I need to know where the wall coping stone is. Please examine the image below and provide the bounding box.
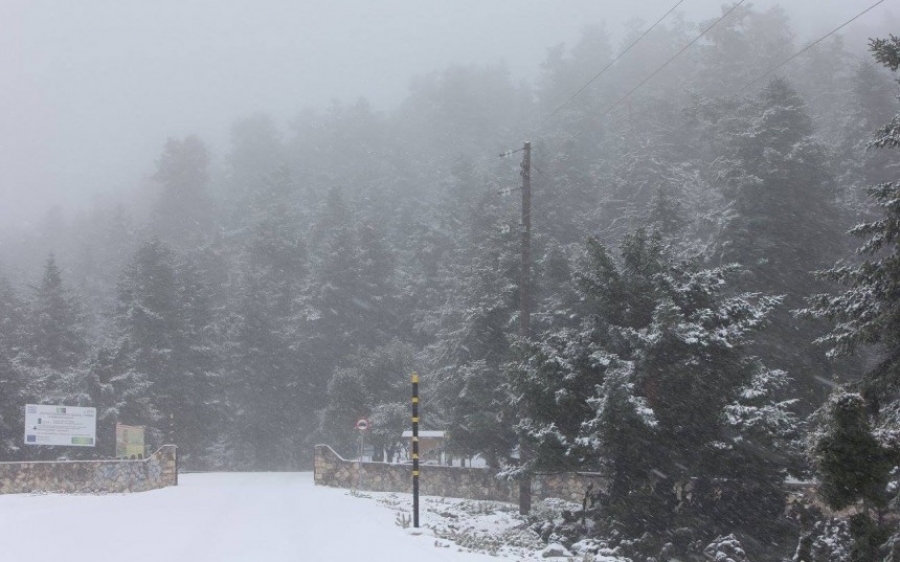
[0,444,178,495]
[313,444,608,504]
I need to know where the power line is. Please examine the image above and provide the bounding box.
[497,0,888,178]
[500,0,744,158]
[591,0,746,127]
[734,0,891,96]
[541,0,745,148]
[549,0,686,118]
[499,147,526,159]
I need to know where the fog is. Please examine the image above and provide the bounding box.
[0,0,892,227]
[6,2,900,558]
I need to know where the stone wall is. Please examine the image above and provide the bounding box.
[0,445,178,495]
[314,444,607,504]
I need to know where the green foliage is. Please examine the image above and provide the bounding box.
[870,35,900,73]
[793,36,900,562]
[425,197,521,466]
[848,512,891,562]
[510,228,795,540]
[813,392,892,511]
[28,254,88,373]
[219,168,310,470]
[151,135,213,246]
[320,341,415,460]
[718,78,844,410]
[801,37,900,410]
[113,239,220,464]
[0,274,26,459]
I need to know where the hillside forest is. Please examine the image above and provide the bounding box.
[3,6,900,560]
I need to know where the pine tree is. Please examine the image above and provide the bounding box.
[696,5,794,97]
[20,255,92,459]
[509,229,796,539]
[717,78,846,410]
[226,113,285,203]
[320,341,415,461]
[0,274,26,459]
[218,166,311,470]
[797,36,900,561]
[151,135,214,247]
[425,193,521,467]
[308,188,402,395]
[813,392,892,512]
[28,254,88,373]
[114,239,218,464]
[802,36,900,407]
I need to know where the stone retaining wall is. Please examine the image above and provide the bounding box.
[314,444,607,504]
[0,445,178,494]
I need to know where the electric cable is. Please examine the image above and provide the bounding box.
[549,0,686,118]
[734,0,892,96]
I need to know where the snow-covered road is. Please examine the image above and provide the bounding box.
[0,472,502,562]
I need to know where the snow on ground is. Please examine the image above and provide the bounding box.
[0,472,621,562]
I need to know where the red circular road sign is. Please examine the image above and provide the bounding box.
[355,418,369,431]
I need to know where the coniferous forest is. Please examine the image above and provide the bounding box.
[4,5,900,559]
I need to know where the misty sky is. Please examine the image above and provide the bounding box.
[0,1,892,227]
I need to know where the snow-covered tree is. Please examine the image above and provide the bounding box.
[802,37,900,409]
[226,113,285,203]
[509,229,796,540]
[0,274,26,459]
[320,341,415,461]
[113,239,219,464]
[424,191,521,468]
[219,168,310,470]
[27,254,88,374]
[813,392,893,512]
[797,36,900,562]
[716,78,846,410]
[307,188,404,396]
[151,135,214,247]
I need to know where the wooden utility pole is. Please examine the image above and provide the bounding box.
[518,141,532,515]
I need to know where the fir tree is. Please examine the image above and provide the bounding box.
[20,255,92,459]
[218,166,311,470]
[509,229,796,540]
[114,239,218,464]
[798,36,900,561]
[801,36,900,408]
[28,254,88,373]
[308,188,403,399]
[717,78,845,410]
[425,191,521,467]
[813,392,892,512]
[151,135,214,247]
[320,341,415,461]
[0,274,26,459]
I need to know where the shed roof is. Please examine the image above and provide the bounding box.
[401,430,446,438]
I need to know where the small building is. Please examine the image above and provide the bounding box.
[401,430,446,464]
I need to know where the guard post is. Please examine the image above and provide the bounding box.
[411,371,420,528]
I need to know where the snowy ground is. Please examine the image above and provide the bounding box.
[0,472,622,562]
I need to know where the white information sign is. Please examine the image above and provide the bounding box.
[24,404,97,447]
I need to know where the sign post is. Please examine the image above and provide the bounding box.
[356,418,369,489]
[411,372,420,528]
[115,423,145,459]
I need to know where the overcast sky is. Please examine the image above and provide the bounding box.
[0,1,894,227]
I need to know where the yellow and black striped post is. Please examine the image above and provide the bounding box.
[411,371,420,528]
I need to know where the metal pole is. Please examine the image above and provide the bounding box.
[411,372,420,528]
[358,429,365,489]
[169,413,177,485]
[519,141,533,515]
